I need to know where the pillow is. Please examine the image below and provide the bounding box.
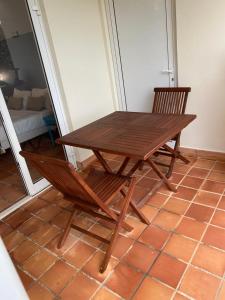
[13,88,31,109]
[26,96,46,111]
[7,96,23,110]
[32,88,48,97]
[45,93,53,111]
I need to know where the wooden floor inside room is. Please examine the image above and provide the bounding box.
[1,154,225,300]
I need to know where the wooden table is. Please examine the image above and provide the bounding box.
[57,111,196,206]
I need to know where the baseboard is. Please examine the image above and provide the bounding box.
[77,147,225,168]
[180,147,225,161]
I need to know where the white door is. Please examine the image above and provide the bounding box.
[107,0,176,112]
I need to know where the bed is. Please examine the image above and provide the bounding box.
[0,109,50,150]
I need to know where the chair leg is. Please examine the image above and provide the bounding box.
[138,161,145,171]
[177,152,190,164]
[130,201,150,225]
[100,178,136,273]
[57,208,77,249]
[120,188,149,224]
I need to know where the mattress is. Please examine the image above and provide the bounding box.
[0,109,50,150]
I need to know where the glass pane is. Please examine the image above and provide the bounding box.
[0,0,65,183]
[0,120,27,212]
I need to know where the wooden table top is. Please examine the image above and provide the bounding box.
[57,111,196,160]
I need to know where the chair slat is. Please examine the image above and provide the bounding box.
[153,87,191,115]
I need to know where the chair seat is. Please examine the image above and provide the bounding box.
[83,169,128,202]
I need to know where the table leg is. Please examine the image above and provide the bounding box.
[117,157,130,175]
[93,151,113,173]
[147,158,177,192]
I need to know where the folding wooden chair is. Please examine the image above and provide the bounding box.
[152,87,191,177]
[20,151,149,273]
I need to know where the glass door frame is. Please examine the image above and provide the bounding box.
[0,0,76,218]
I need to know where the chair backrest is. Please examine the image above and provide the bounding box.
[20,151,98,205]
[152,87,191,115]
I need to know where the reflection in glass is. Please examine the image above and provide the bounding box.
[0,0,65,184]
[0,123,27,212]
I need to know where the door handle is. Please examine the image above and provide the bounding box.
[162,69,173,74]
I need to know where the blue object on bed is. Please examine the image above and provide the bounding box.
[43,114,56,145]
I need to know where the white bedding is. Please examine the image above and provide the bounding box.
[0,109,50,150]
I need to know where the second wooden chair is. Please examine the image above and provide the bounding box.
[20,151,149,273]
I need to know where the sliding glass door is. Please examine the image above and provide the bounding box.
[0,0,74,216]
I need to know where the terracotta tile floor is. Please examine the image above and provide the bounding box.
[1,155,225,300]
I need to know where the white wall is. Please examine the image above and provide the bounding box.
[176,0,225,152]
[40,0,117,161]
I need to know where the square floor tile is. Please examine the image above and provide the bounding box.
[203,225,225,250]
[103,235,133,259]
[24,197,49,213]
[213,162,225,172]
[27,282,54,300]
[179,266,220,300]
[192,244,225,276]
[17,217,44,236]
[201,180,225,194]
[173,293,189,300]
[124,217,147,240]
[163,197,190,215]
[40,260,76,294]
[218,196,225,210]
[181,176,204,189]
[4,209,31,229]
[218,282,225,300]
[106,263,143,299]
[35,204,61,222]
[60,272,99,300]
[22,249,57,278]
[173,164,191,175]
[208,171,225,183]
[194,191,220,207]
[29,223,60,246]
[133,277,174,300]
[185,203,214,222]
[93,287,120,300]
[164,234,197,262]
[175,217,206,240]
[122,241,158,272]
[11,239,39,264]
[82,250,118,282]
[3,230,25,252]
[188,167,209,178]
[194,159,215,169]
[140,205,158,222]
[51,210,72,229]
[149,253,186,288]
[147,193,169,208]
[131,185,153,205]
[152,210,181,231]
[170,173,184,184]
[138,225,170,250]
[173,186,197,201]
[137,177,159,190]
[16,268,34,290]
[81,223,111,247]
[63,240,96,268]
[0,222,12,238]
[211,210,225,228]
[46,232,78,256]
